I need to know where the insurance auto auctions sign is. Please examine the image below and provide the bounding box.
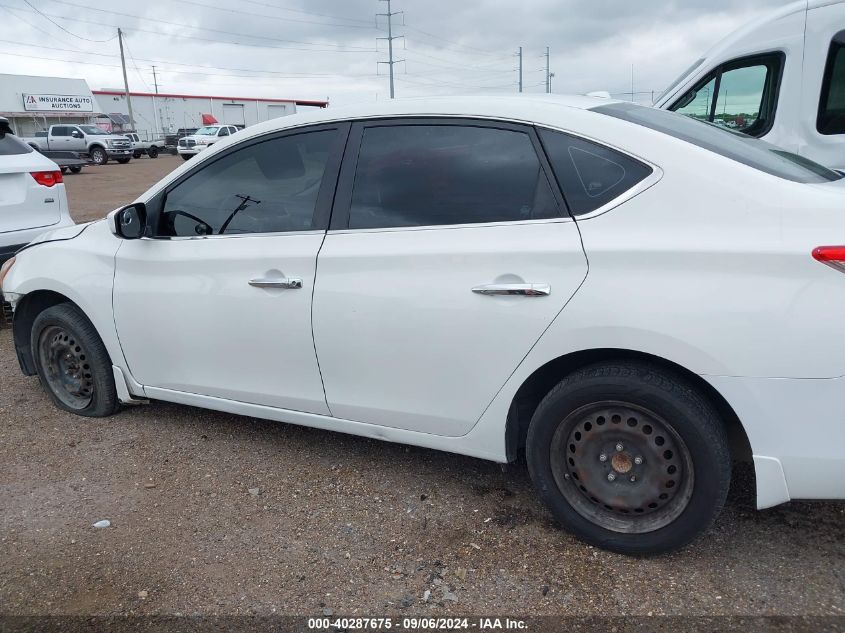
[22,93,94,112]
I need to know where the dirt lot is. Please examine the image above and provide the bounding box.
[1,157,844,621]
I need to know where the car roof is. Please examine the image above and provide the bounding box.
[236,94,626,141]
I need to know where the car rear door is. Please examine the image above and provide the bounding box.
[0,132,63,234]
[312,118,588,437]
[113,123,348,413]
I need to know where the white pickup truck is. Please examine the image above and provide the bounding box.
[123,133,164,159]
[22,124,133,166]
[655,0,845,171]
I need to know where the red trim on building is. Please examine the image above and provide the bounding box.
[92,90,328,108]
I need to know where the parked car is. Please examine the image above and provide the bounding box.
[0,117,73,265]
[177,125,239,160]
[3,96,844,555]
[21,125,133,165]
[655,0,845,171]
[123,133,164,159]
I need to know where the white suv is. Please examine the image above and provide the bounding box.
[3,97,845,554]
[177,125,238,160]
[0,117,73,265]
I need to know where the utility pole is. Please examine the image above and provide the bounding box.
[376,0,403,99]
[151,65,161,138]
[544,46,551,94]
[117,28,135,131]
[517,47,523,93]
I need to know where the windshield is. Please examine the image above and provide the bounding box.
[78,125,108,135]
[591,102,842,183]
[195,126,220,136]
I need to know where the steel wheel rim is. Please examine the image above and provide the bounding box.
[37,326,94,409]
[550,401,694,534]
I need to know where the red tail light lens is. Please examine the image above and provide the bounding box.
[30,170,63,187]
[812,246,845,273]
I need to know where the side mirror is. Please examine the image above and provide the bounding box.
[71,131,82,138]
[108,203,147,239]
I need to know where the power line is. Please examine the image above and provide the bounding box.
[169,0,378,30]
[403,25,503,57]
[237,0,374,25]
[20,0,116,42]
[3,2,377,52]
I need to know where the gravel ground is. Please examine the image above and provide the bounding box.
[1,156,843,619]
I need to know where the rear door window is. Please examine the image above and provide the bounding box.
[818,30,845,135]
[538,129,653,216]
[347,123,561,229]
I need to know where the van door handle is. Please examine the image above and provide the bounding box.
[472,283,550,296]
[248,277,303,289]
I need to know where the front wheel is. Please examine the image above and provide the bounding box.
[116,157,131,164]
[69,166,82,174]
[133,151,142,159]
[31,303,119,417]
[90,147,108,165]
[180,154,192,161]
[526,361,730,555]
[148,146,159,158]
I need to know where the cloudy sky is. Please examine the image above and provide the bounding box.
[0,0,787,106]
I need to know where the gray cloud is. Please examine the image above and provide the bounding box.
[2,0,789,104]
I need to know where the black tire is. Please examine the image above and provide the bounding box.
[31,303,119,418]
[180,154,192,161]
[60,167,68,174]
[526,361,730,555]
[69,166,82,174]
[116,157,131,164]
[133,151,142,159]
[148,146,159,158]
[90,146,108,165]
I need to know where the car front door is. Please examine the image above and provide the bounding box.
[312,119,589,437]
[113,123,348,413]
[67,126,87,151]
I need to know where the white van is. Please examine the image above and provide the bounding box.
[654,0,845,171]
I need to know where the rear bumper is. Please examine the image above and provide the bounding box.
[704,374,845,507]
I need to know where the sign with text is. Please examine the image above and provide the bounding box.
[22,94,94,112]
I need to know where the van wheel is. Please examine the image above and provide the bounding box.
[90,147,108,165]
[31,303,119,417]
[526,361,730,555]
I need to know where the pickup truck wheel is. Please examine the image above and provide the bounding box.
[116,157,131,164]
[148,146,159,158]
[90,147,108,165]
[133,151,142,159]
[526,361,731,555]
[180,154,192,161]
[31,303,119,418]
[69,166,82,174]
[60,167,68,174]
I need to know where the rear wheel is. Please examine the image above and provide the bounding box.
[526,361,730,555]
[31,303,119,417]
[90,147,107,165]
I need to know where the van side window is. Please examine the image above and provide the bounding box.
[669,53,783,137]
[818,31,845,135]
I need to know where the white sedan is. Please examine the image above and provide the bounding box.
[2,96,844,555]
[0,117,73,264]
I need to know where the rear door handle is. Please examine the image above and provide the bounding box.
[472,283,550,297]
[248,277,303,289]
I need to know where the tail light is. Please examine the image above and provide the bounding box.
[812,246,845,273]
[30,170,63,187]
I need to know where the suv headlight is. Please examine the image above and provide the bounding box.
[105,139,115,148]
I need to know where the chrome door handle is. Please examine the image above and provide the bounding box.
[472,283,550,297]
[248,277,303,289]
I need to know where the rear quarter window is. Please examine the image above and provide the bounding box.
[592,102,841,183]
[538,128,653,216]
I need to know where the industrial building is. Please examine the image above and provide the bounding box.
[0,72,328,139]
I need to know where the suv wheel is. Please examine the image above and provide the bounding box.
[31,303,119,417]
[90,147,108,165]
[526,361,730,555]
